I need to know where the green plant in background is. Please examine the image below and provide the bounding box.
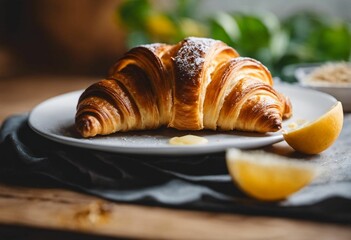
[116,0,351,81]
[279,12,351,81]
[209,11,288,76]
[283,12,351,61]
[116,0,207,47]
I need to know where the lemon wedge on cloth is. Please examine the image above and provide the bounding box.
[226,149,319,201]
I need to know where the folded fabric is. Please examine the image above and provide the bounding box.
[1,115,351,223]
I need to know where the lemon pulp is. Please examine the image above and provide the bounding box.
[226,149,318,201]
[283,101,343,154]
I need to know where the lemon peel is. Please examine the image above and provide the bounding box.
[283,101,343,154]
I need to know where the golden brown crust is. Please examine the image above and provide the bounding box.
[169,37,239,130]
[76,37,292,137]
[75,79,139,137]
[110,44,173,125]
[205,57,288,133]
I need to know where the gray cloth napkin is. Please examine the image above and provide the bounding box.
[1,114,351,223]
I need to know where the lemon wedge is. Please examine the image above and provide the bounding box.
[283,101,343,154]
[226,149,318,201]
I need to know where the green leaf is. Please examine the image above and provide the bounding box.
[307,22,351,60]
[175,0,199,18]
[127,31,150,48]
[117,0,151,30]
[209,12,240,47]
[283,12,324,44]
[270,29,289,61]
[231,13,271,57]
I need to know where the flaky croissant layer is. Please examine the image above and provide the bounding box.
[76,37,292,138]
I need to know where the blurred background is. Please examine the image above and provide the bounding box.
[0,0,350,81]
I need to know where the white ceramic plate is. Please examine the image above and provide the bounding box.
[295,64,351,112]
[28,85,337,155]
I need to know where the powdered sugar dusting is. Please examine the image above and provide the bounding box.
[140,43,165,53]
[174,37,218,79]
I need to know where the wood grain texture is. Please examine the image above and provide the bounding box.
[1,184,351,240]
[0,76,350,239]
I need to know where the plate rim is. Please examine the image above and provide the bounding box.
[28,84,337,155]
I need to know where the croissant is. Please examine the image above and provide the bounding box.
[76,37,292,138]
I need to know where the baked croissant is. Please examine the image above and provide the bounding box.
[76,37,292,138]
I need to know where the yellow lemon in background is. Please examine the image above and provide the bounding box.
[179,18,208,37]
[283,101,343,154]
[146,13,177,40]
[226,149,318,201]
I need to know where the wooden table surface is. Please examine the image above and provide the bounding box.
[0,75,350,240]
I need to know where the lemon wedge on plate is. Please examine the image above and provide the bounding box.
[226,149,319,201]
[283,101,343,154]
